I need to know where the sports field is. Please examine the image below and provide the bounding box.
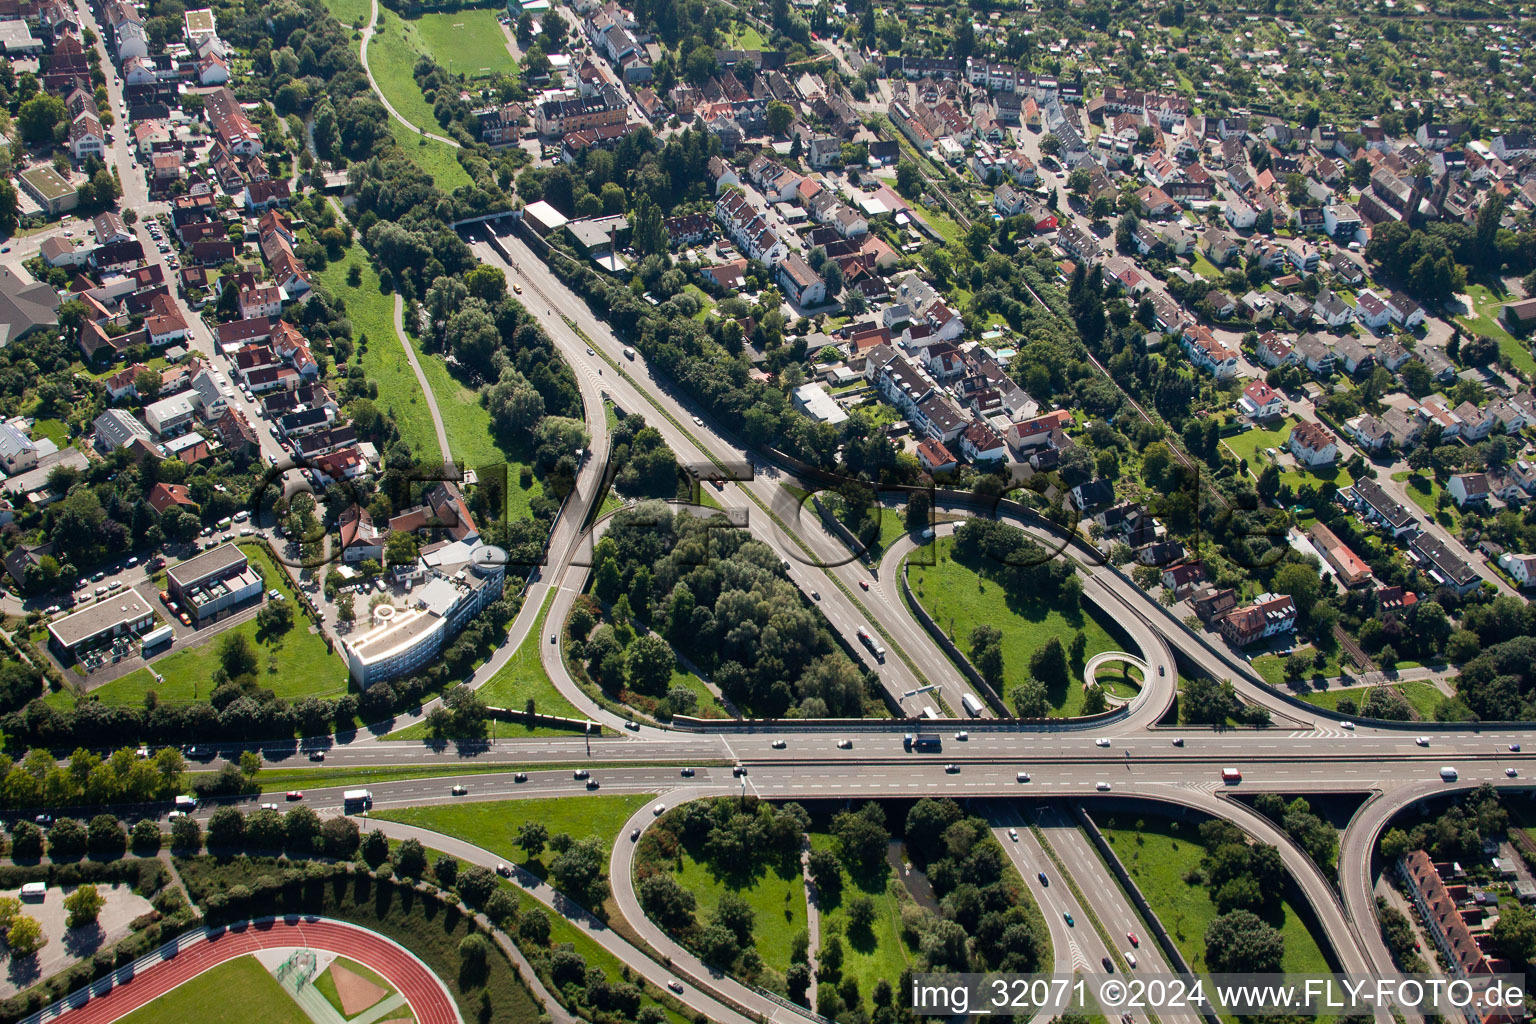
[115,956,307,1024]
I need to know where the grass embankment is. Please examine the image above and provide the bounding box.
[372,793,653,880]
[1457,282,1535,377]
[69,544,345,708]
[906,536,1119,716]
[806,832,914,996]
[316,241,440,456]
[670,840,808,972]
[1291,679,1444,718]
[1098,814,1332,975]
[115,956,307,1024]
[401,9,516,80]
[475,589,586,720]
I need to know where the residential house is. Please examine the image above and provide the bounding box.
[1219,593,1297,647]
[1288,420,1338,467]
[1238,380,1285,420]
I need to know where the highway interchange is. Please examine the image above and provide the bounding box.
[27,164,1527,1019]
[178,214,1531,1024]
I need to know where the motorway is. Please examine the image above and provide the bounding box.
[23,54,1535,1020]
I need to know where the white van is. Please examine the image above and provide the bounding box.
[1440,766,1459,781]
[1125,951,1138,969]
[19,882,46,901]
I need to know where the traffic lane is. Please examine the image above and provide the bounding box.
[726,759,1526,796]
[233,731,1536,772]
[1031,805,1193,1014]
[185,766,722,818]
[1000,820,1117,975]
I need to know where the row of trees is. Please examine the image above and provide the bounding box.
[0,746,185,810]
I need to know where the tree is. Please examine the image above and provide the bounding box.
[1492,902,1536,964]
[64,884,104,929]
[1012,679,1049,718]
[807,848,843,898]
[549,837,609,906]
[47,818,87,860]
[17,94,67,144]
[87,814,126,859]
[517,821,548,860]
[1029,637,1069,693]
[8,915,45,956]
[625,634,674,694]
[1273,562,1321,610]
[905,490,932,534]
[638,873,697,929]
[848,894,876,934]
[456,866,497,907]
[394,838,428,878]
[217,632,259,681]
[130,819,162,854]
[1204,910,1284,973]
[170,815,202,854]
[766,101,794,136]
[714,891,756,946]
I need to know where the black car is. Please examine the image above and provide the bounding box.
[514,772,528,782]
[1037,872,1048,886]
[732,765,747,777]
[586,778,600,789]
[308,751,325,762]
[1102,957,1114,973]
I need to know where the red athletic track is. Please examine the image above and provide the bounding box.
[53,919,460,1024]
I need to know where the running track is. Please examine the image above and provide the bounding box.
[54,918,461,1024]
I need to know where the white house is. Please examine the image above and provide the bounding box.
[1237,380,1285,420]
[1447,472,1491,508]
[1498,551,1536,586]
[1224,195,1256,230]
[1355,290,1392,330]
[1288,421,1338,467]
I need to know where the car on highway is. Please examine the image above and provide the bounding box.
[285,791,303,800]
[667,980,684,994]
[586,347,594,355]
[1096,781,1111,791]
[836,739,852,749]
[624,720,640,731]
[1512,744,1522,752]
[680,767,695,777]
[1416,737,1430,746]
[811,590,820,600]
[1008,828,1018,841]
[1507,768,1519,777]
[955,731,968,741]
[858,579,869,590]
[944,763,959,773]
[1171,738,1184,747]
[1341,721,1355,729]
[573,769,590,779]
[1102,957,1115,973]
[451,785,468,796]
[496,863,511,877]
[1064,913,1074,926]
[1017,771,1030,782]
[732,765,747,777]
[771,739,786,749]
[308,751,325,761]
[1127,932,1139,947]
[260,802,280,811]
[692,416,703,427]
[1037,872,1048,885]
[1096,738,1111,747]
[512,283,522,293]
[586,778,600,789]
[653,802,666,815]
[514,772,528,782]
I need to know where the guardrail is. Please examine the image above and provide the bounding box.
[668,709,1127,733]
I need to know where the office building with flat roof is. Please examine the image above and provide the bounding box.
[166,543,263,623]
[48,590,155,659]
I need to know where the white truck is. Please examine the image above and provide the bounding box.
[343,789,374,811]
[855,626,886,662]
[961,692,985,717]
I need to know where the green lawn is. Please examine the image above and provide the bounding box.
[32,418,69,446]
[721,22,767,48]
[1392,471,1459,530]
[321,0,369,26]
[373,793,653,879]
[367,8,442,132]
[806,832,914,998]
[1223,417,1296,476]
[314,956,394,1020]
[409,339,544,522]
[1292,679,1445,719]
[116,956,307,1024]
[80,544,346,707]
[1250,644,1346,687]
[665,664,729,718]
[400,9,516,80]
[476,589,586,720]
[1458,283,1536,376]
[914,201,964,247]
[1190,251,1221,280]
[315,240,439,458]
[1099,814,1332,976]
[387,119,472,191]
[671,843,807,973]
[907,537,1120,716]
